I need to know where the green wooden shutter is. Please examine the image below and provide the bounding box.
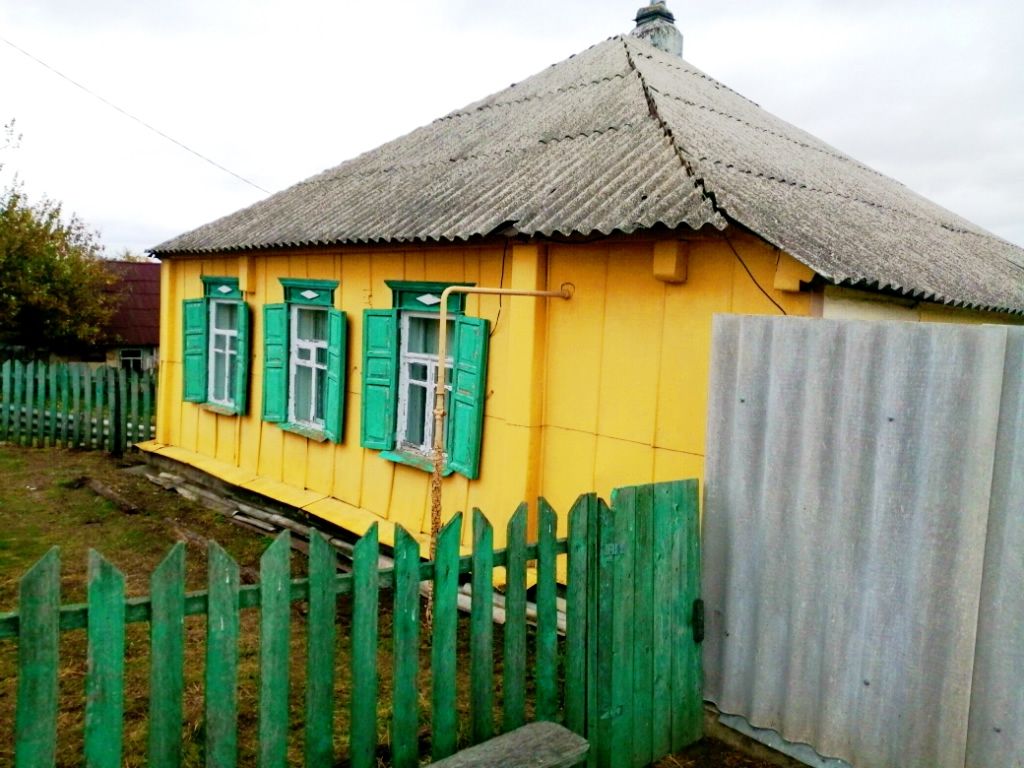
[447,316,489,480]
[182,298,208,403]
[262,304,288,423]
[323,309,347,443]
[232,303,250,415]
[360,309,398,450]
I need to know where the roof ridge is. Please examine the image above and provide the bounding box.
[437,72,631,122]
[704,159,992,239]
[647,85,889,180]
[620,38,725,225]
[625,38,761,108]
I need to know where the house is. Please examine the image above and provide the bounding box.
[140,3,1024,549]
[102,260,161,372]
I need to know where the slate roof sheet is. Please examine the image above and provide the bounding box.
[153,35,1024,313]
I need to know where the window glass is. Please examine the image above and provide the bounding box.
[296,308,327,341]
[208,299,240,407]
[214,302,238,331]
[289,305,329,427]
[397,313,454,454]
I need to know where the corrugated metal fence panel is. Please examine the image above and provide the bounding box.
[702,315,1017,768]
[965,326,1024,768]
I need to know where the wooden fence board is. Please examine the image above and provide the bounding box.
[470,509,495,744]
[305,532,337,768]
[503,504,528,733]
[149,544,186,768]
[206,542,240,768]
[564,494,593,740]
[610,487,636,765]
[391,526,420,768]
[678,479,703,748]
[84,551,126,768]
[71,365,82,447]
[14,548,60,768]
[535,500,558,723]
[631,484,655,766]
[651,483,675,758]
[1,359,10,441]
[432,513,463,761]
[259,533,291,768]
[351,524,380,768]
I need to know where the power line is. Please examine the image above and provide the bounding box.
[1,35,270,194]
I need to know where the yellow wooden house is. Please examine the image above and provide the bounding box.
[141,3,1024,549]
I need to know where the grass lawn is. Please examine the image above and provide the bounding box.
[0,445,777,767]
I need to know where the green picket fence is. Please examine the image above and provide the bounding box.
[0,482,702,768]
[0,359,156,452]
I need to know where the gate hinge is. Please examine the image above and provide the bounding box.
[692,598,705,644]
[599,705,623,720]
[601,543,626,561]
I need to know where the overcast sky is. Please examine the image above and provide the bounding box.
[2,0,1022,255]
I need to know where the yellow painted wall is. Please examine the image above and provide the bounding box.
[153,229,1016,545]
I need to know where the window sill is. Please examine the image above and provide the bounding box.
[201,403,239,417]
[381,449,454,477]
[280,422,329,443]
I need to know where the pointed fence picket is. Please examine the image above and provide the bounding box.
[0,481,702,767]
[0,359,156,451]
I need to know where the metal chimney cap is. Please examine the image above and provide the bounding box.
[630,1,683,57]
[635,1,675,25]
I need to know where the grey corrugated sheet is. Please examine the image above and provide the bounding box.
[965,326,1024,768]
[153,35,1024,314]
[702,315,1023,768]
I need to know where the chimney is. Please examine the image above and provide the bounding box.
[630,1,683,58]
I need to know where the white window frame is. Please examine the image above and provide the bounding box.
[396,311,453,456]
[288,304,329,429]
[207,299,239,407]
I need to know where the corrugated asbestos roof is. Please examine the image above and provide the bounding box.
[153,36,1024,313]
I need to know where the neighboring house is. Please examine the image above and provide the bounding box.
[140,3,1024,548]
[102,260,161,372]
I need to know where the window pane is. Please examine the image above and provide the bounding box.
[294,365,313,422]
[410,363,428,382]
[315,368,326,421]
[407,316,454,355]
[212,350,227,402]
[227,351,237,400]
[406,317,434,354]
[296,308,327,341]
[406,383,427,447]
[214,302,237,330]
[316,347,327,367]
[297,346,311,362]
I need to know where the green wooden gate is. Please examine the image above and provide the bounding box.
[572,479,704,767]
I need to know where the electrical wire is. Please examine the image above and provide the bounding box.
[724,232,788,315]
[489,238,509,337]
[1,35,270,194]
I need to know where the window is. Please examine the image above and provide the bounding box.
[396,312,454,454]
[119,348,143,373]
[182,277,250,414]
[360,281,489,480]
[261,279,347,442]
[208,302,239,406]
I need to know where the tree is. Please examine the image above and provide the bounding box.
[0,185,116,354]
[0,118,117,354]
